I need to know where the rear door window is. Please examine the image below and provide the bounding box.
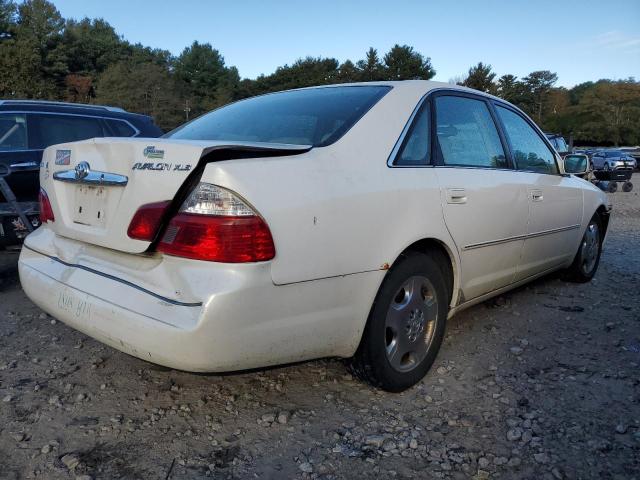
[0,113,27,151]
[434,96,507,168]
[394,102,430,166]
[28,114,106,149]
[496,106,558,174]
[104,119,137,137]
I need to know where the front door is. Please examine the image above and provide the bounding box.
[494,105,583,280]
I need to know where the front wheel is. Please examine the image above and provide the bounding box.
[349,252,448,392]
[564,214,603,283]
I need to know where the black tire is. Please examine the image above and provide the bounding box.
[604,162,610,171]
[349,252,449,392]
[622,181,633,193]
[563,214,603,283]
[607,181,618,193]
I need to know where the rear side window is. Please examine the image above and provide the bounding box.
[435,96,507,168]
[167,86,391,147]
[104,119,136,137]
[496,106,558,174]
[394,102,430,166]
[28,114,105,149]
[0,113,27,151]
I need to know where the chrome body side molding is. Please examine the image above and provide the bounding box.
[463,224,581,251]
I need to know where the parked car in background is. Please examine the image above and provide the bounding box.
[0,100,163,245]
[19,81,609,392]
[620,147,640,170]
[591,149,636,171]
[545,133,570,156]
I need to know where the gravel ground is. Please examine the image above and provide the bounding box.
[1,176,639,480]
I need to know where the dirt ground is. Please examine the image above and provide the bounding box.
[1,176,639,480]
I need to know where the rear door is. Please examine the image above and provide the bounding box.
[432,92,530,301]
[27,113,107,149]
[494,104,582,280]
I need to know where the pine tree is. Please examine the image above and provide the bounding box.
[383,44,435,81]
[461,62,497,94]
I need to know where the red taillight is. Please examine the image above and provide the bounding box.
[38,188,54,223]
[127,201,171,241]
[154,183,275,263]
[157,213,275,263]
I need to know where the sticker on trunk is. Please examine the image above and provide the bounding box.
[143,146,165,159]
[55,149,71,165]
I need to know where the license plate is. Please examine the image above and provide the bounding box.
[73,186,107,226]
[57,288,93,322]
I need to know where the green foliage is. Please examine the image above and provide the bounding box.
[356,48,384,81]
[0,0,637,144]
[95,61,185,131]
[0,0,66,97]
[249,56,340,94]
[174,41,239,115]
[0,0,16,37]
[497,74,528,104]
[522,70,558,122]
[62,18,124,75]
[568,80,640,145]
[461,62,496,94]
[383,44,435,80]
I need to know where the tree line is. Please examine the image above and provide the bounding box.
[1,0,638,145]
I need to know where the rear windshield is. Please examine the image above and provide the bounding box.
[166,86,391,147]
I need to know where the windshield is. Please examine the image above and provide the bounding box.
[605,151,622,157]
[167,86,391,147]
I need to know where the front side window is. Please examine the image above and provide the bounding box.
[28,114,105,149]
[394,102,430,166]
[0,113,27,151]
[167,86,391,147]
[435,96,507,168]
[496,106,558,174]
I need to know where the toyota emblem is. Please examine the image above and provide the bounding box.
[75,161,90,180]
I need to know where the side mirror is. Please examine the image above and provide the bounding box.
[563,154,589,175]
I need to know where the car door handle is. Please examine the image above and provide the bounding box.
[446,188,467,204]
[530,189,544,202]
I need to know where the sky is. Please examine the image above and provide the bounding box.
[52,0,639,87]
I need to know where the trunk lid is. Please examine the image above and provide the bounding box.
[41,137,309,253]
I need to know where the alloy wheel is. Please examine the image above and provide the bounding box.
[580,221,600,275]
[384,275,438,372]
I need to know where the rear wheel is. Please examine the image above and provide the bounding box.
[608,181,618,193]
[622,181,633,192]
[349,252,448,392]
[564,214,603,283]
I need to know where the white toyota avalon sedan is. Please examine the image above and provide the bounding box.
[19,81,610,391]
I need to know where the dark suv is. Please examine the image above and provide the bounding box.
[0,100,163,245]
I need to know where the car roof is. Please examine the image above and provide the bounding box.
[0,99,152,122]
[0,99,126,112]
[269,80,525,123]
